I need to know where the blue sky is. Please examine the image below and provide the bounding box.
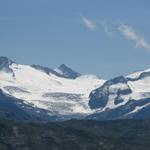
[0,0,150,79]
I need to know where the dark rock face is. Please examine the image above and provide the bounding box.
[87,98,150,120]
[57,64,81,79]
[31,64,62,77]
[0,90,56,122]
[31,64,81,79]
[4,86,30,94]
[88,76,132,109]
[42,92,82,101]
[117,88,132,95]
[0,90,87,122]
[110,76,128,84]
[0,56,14,73]
[114,96,124,105]
[127,71,150,81]
[88,72,150,120]
[89,88,109,109]
[0,90,30,121]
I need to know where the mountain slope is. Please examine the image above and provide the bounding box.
[88,69,150,120]
[0,57,105,120]
[0,89,53,122]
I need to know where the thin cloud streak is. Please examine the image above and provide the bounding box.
[99,21,116,37]
[118,24,150,50]
[80,15,96,31]
[80,15,150,51]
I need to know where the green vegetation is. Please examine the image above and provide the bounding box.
[0,119,150,150]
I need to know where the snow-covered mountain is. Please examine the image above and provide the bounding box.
[0,56,150,121]
[0,56,105,121]
[88,68,150,120]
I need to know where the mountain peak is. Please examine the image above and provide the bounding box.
[0,56,14,72]
[59,64,68,68]
[58,64,72,71]
[0,56,13,64]
[31,64,63,77]
[55,64,81,79]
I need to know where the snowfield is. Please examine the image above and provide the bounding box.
[0,56,150,120]
[0,62,105,115]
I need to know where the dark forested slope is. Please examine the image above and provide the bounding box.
[0,119,150,150]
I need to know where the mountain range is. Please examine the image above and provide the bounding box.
[0,56,150,121]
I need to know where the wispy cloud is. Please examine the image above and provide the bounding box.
[80,15,96,31]
[118,24,150,50]
[99,21,116,37]
[80,15,150,51]
[99,21,150,50]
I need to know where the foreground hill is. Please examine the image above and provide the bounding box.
[0,119,150,150]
